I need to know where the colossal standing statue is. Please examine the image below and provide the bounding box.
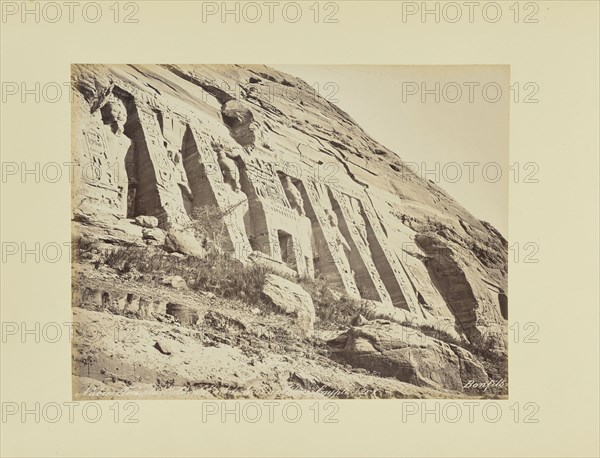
[282,176,306,216]
[99,98,136,216]
[216,149,241,192]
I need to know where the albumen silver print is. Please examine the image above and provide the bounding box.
[71,64,508,400]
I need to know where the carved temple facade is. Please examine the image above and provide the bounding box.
[72,82,424,313]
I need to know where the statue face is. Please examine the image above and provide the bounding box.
[111,105,125,122]
[102,100,127,126]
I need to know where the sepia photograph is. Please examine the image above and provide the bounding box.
[71,64,509,399]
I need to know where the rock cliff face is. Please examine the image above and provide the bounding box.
[71,64,508,393]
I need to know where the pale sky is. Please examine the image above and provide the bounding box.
[273,65,509,236]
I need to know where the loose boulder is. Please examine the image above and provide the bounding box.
[160,275,187,289]
[261,274,315,338]
[135,215,159,228]
[142,227,166,245]
[164,229,206,258]
[154,339,173,355]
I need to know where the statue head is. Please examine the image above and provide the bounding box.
[101,98,127,135]
[211,139,224,153]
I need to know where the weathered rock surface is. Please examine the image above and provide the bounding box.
[331,320,488,392]
[160,275,187,289]
[164,229,205,258]
[261,274,316,338]
[136,215,159,228]
[165,302,199,326]
[142,227,165,245]
[71,64,508,394]
[154,339,173,355]
[72,303,453,399]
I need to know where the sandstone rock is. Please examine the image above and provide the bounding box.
[331,320,488,392]
[160,275,187,289]
[248,251,297,278]
[221,100,256,147]
[164,229,206,258]
[154,339,173,355]
[449,344,489,386]
[416,233,507,351]
[135,215,159,228]
[142,227,166,245]
[262,274,315,338]
[72,217,147,251]
[166,302,199,327]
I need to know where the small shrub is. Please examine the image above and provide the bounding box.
[300,278,368,328]
[185,203,244,253]
[186,251,268,304]
[72,235,97,262]
[102,245,147,273]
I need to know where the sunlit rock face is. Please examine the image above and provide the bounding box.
[71,64,507,352]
